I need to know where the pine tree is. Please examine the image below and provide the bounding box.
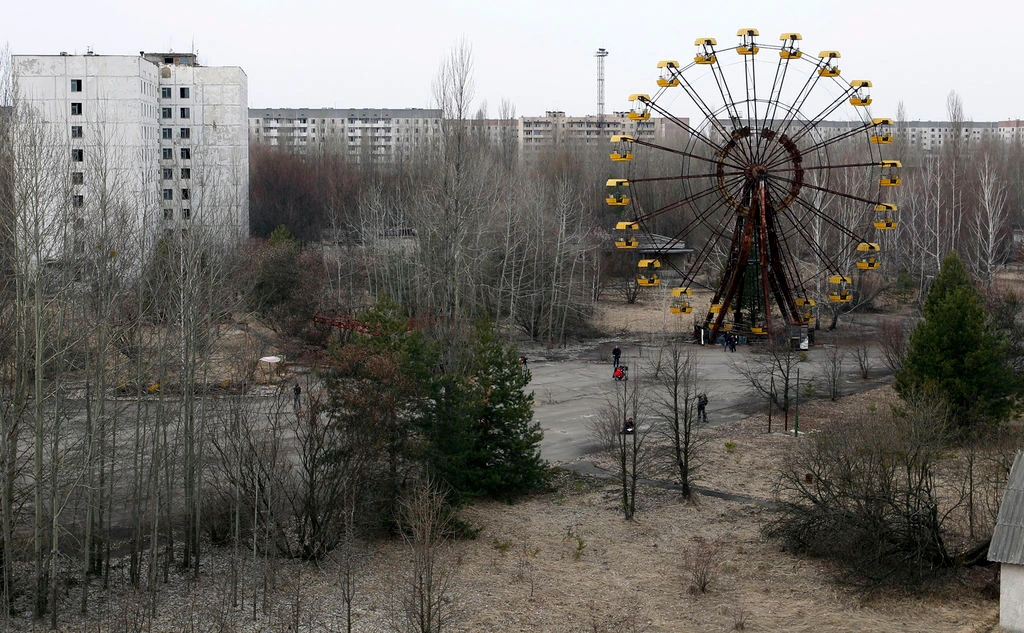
[895,252,1020,432]
[428,321,547,500]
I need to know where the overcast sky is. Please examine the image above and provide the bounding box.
[7,0,1020,123]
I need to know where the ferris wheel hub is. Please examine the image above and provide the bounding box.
[745,164,769,179]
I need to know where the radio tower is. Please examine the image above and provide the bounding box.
[595,47,608,128]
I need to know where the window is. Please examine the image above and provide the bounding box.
[161,107,172,118]
[163,208,173,220]
[71,125,82,138]
[180,147,191,159]
[161,86,172,99]
[180,168,190,179]
[180,107,190,119]
[72,148,84,162]
[72,172,83,185]
[70,79,82,92]
[161,128,172,140]
[162,189,173,200]
[162,168,173,180]
[163,56,174,64]
[72,194,84,208]
[180,87,190,98]
[162,147,173,160]
[71,102,82,115]
[180,128,190,139]
[181,188,190,200]
[182,208,191,220]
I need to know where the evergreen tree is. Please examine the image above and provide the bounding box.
[428,321,547,500]
[324,298,440,526]
[895,252,1020,432]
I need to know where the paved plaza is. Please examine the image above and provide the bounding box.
[525,337,894,465]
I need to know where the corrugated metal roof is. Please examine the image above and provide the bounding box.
[989,451,1024,564]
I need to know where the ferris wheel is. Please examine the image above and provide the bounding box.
[609,29,899,341]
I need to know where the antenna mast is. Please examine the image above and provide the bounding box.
[595,47,608,127]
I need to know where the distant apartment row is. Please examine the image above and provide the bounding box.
[251,108,1024,160]
[814,119,1024,151]
[248,108,687,160]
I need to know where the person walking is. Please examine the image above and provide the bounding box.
[697,392,708,423]
[612,345,621,368]
[293,383,302,408]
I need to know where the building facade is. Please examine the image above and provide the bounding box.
[13,50,248,262]
[518,111,686,157]
[249,107,443,161]
[249,108,687,161]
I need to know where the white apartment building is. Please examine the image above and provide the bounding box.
[13,50,248,261]
[249,108,685,161]
[518,111,686,157]
[249,108,443,161]
[815,119,1023,152]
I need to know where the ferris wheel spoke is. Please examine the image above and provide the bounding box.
[766,186,849,276]
[642,97,730,157]
[631,170,743,185]
[631,138,748,173]
[674,200,742,287]
[791,87,860,142]
[762,89,860,168]
[770,179,873,246]
[753,63,789,164]
[778,215,844,282]
[763,186,833,287]
[708,54,745,129]
[767,172,884,212]
[759,42,803,155]
[758,71,827,161]
[760,70,858,168]
[765,122,875,170]
[663,61,736,143]
[773,160,881,173]
[763,177,870,254]
[706,60,758,164]
[635,178,741,223]
[744,42,763,160]
[777,205,848,276]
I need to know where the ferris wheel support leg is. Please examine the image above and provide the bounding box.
[706,215,757,340]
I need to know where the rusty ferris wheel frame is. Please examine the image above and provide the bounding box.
[609,29,900,342]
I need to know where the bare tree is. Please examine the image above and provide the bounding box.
[878,317,911,374]
[6,78,82,621]
[851,341,872,379]
[972,152,1010,283]
[764,391,993,586]
[605,371,655,520]
[654,341,705,499]
[819,338,844,401]
[682,536,724,594]
[393,478,460,633]
[733,333,805,431]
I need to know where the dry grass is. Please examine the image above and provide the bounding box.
[453,421,997,633]
[49,385,995,633]
[36,299,1002,632]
